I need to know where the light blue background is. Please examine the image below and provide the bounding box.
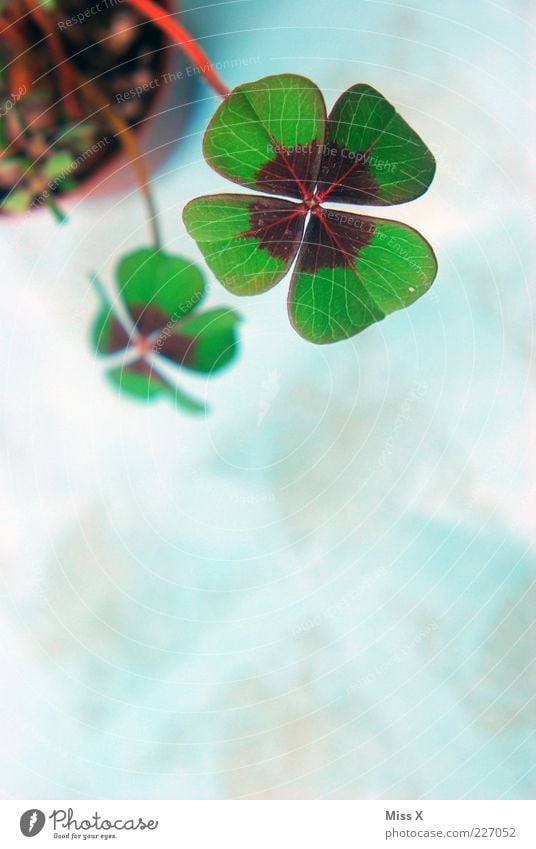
[0,0,534,798]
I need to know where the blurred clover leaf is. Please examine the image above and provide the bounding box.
[92,248,241,414]
[183,74,437,344]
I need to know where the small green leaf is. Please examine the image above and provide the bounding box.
[92,303,130,355]
[117,248,205,328]
[288,213,437,343]
[106,363,206,414]
[1,188,32,214]
[203,74,325,197]
[169,308,241,373]
[317,84,436,205]
[183,194,305,295]
[42,151,75,181]
[0,117,8,149]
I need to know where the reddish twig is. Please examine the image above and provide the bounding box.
[73,69,162,248]
[126,0,230,98]
[0,15,28,52]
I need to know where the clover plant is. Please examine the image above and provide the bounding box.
[1,0,438,412]
[184,75,437,344]
[92,249,241,413]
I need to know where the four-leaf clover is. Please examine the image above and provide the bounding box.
[92,248,241,413]
[184,74,437,344]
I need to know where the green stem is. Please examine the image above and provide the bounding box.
[125,0,230,98]
[144,182,162,250]
[89,270,137,340]
[43,194,68,224]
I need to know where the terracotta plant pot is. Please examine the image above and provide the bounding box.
[0,0,194,215]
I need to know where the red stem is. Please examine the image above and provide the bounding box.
[248,207,305,238]
[315,209,355,268]
[126,0,230,98]
[317,144,373,202]
[271,138,310,200]
[0,17,27,52]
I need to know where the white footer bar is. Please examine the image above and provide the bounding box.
[1,800,535,848]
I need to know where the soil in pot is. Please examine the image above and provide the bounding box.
[0,0,185,217]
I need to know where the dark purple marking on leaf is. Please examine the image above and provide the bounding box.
[316,142,380,204]
[254,141,322,199]
[101,316,130,354]
[157,332,198,367]
[298,208,376,272]
[100,305,170,355]
[126,359,166,385]
[241,196,306,263]
[129,304,169,337]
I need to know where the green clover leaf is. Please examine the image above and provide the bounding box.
[92,248,241,413]
[184,74,437,344]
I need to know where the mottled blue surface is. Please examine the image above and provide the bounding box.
[0,0,534,799]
